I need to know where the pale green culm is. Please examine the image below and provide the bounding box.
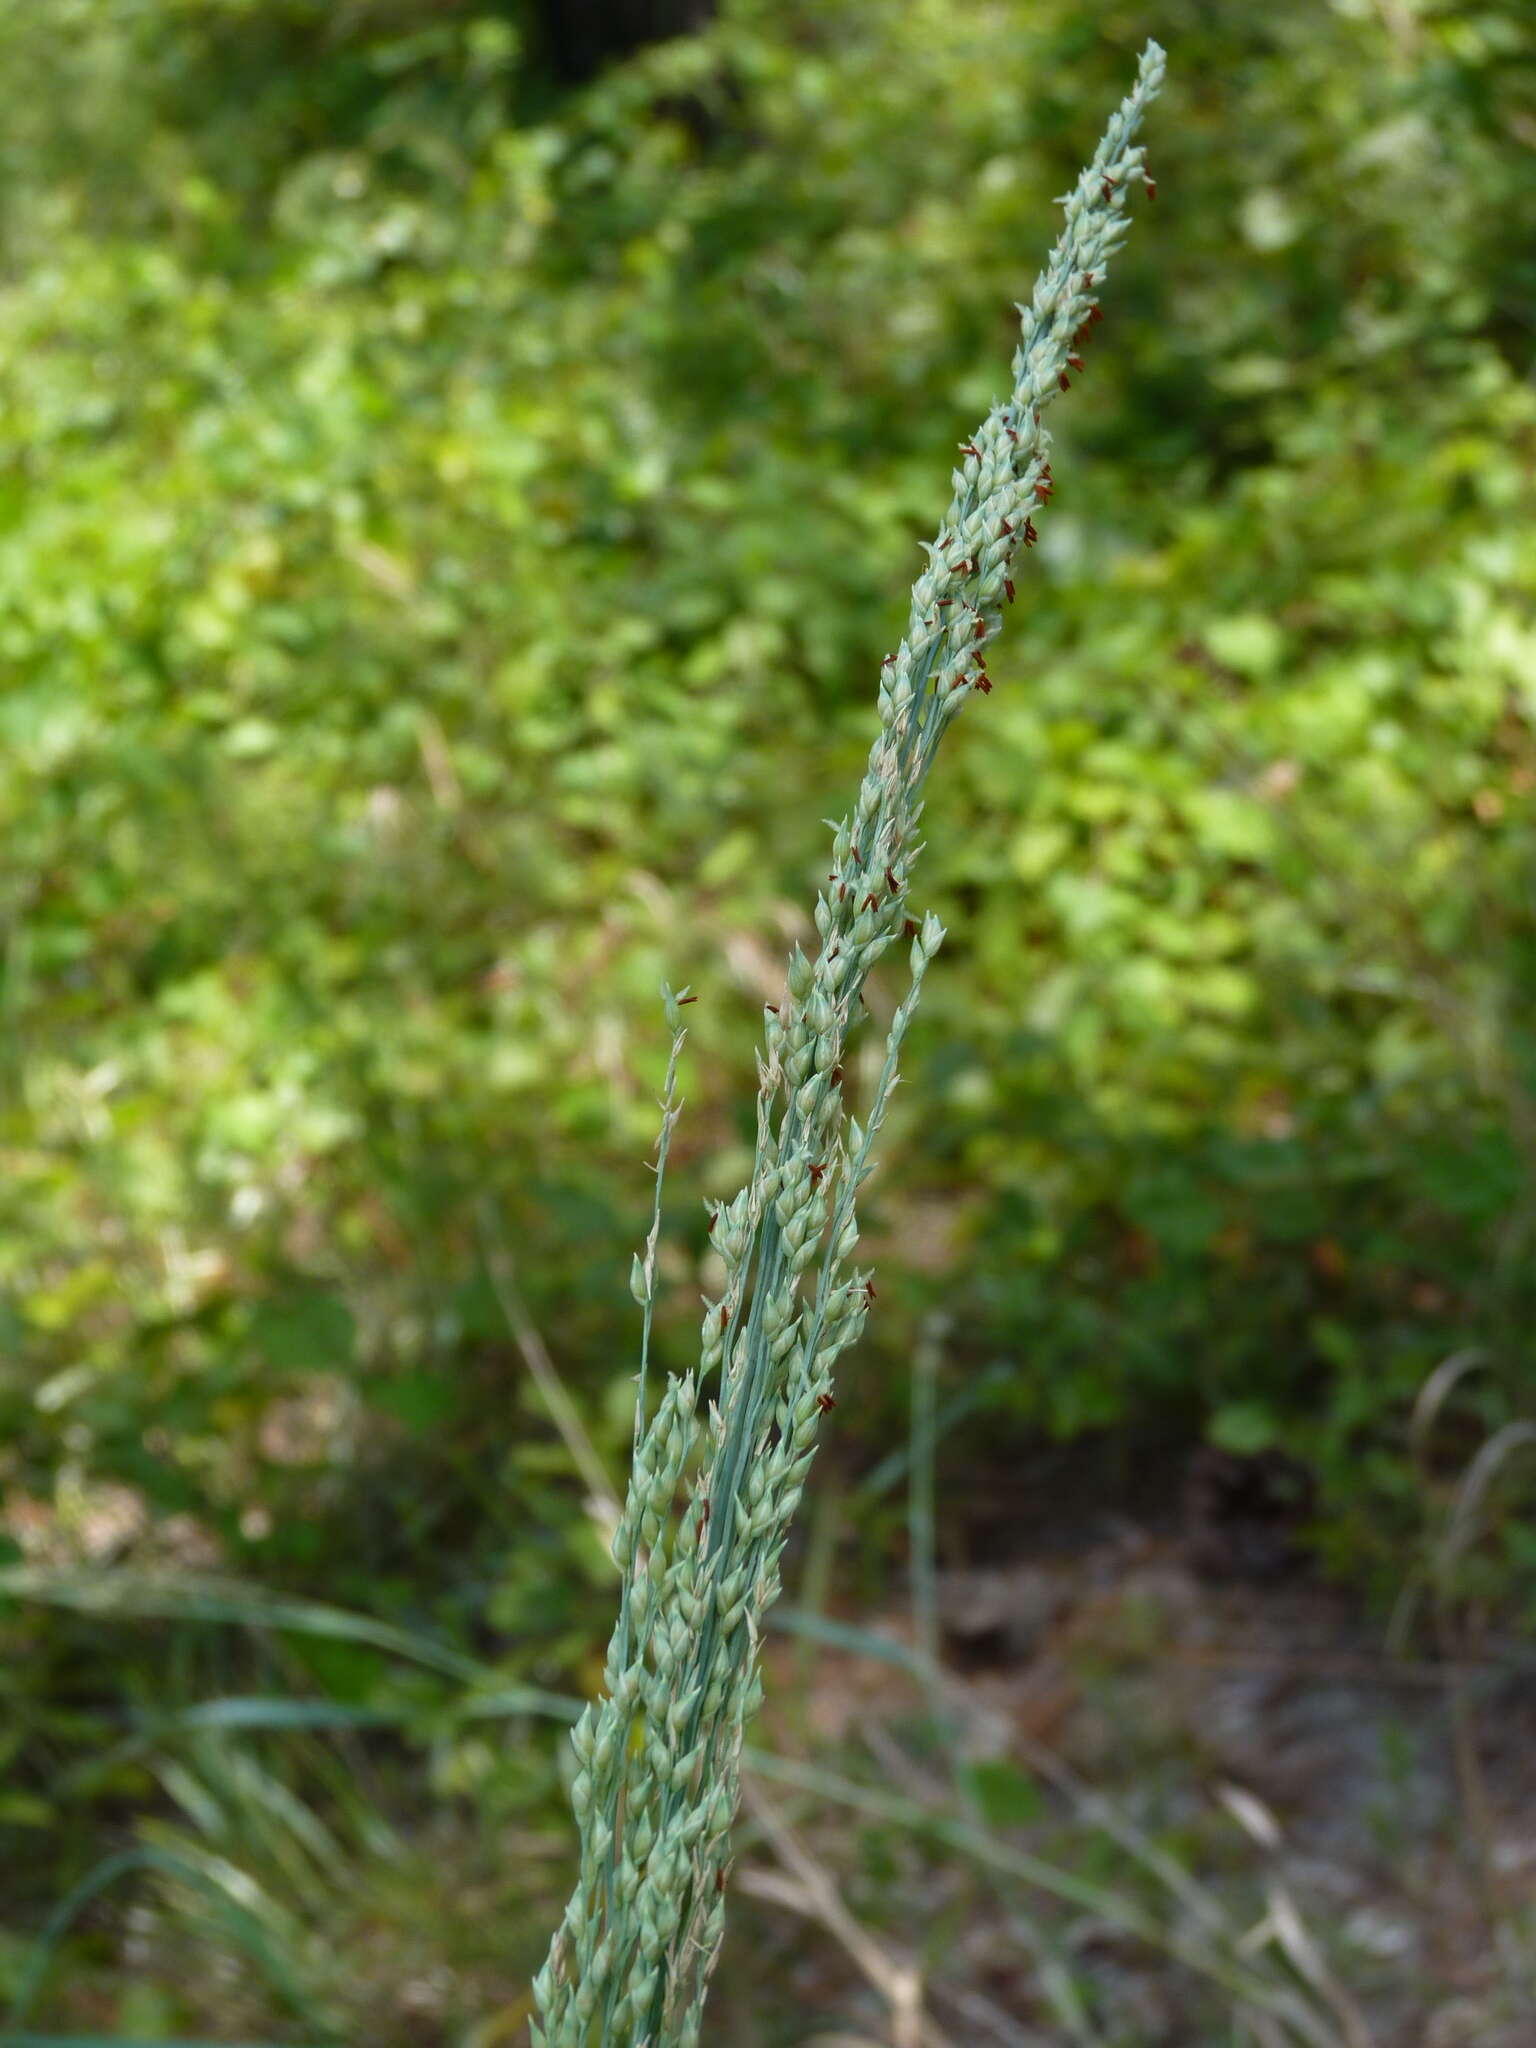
[532,42,1166,2047]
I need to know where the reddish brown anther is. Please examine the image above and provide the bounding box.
[678,994,698,1005]
[1059,371,1072,391]
[974,617,988,641]
[1145,177,1157,200]
[959,441,981,457]
[861,892,880,913]
[816,1393,836,1414]
[902,918,920,940]
[1005,579,1015,603]
[830,1063,844,1085]
[1023,518,1039,546]
[975,672,993,694]
[720,1306,729,1331]
[807,1163,826,1187]
[1068,353,1085,372]
[886,867,900,895]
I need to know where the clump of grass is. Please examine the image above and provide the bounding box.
[533,43,1166,2047]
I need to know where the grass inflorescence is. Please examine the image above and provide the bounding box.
[533,42,1166,2047]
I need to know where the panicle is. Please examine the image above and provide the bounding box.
[533,43,1165,2047]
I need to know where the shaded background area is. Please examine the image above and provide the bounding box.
[0,0,1534,2040]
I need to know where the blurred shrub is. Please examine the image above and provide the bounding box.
[0,0,1532,1645]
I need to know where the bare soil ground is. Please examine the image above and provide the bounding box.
[731,1438,1536,2047]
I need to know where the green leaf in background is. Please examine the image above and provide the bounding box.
[1208,1402,1281,1458]
[247,1293,356,1376]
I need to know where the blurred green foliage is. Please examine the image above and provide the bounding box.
[1,0,1534,2033]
